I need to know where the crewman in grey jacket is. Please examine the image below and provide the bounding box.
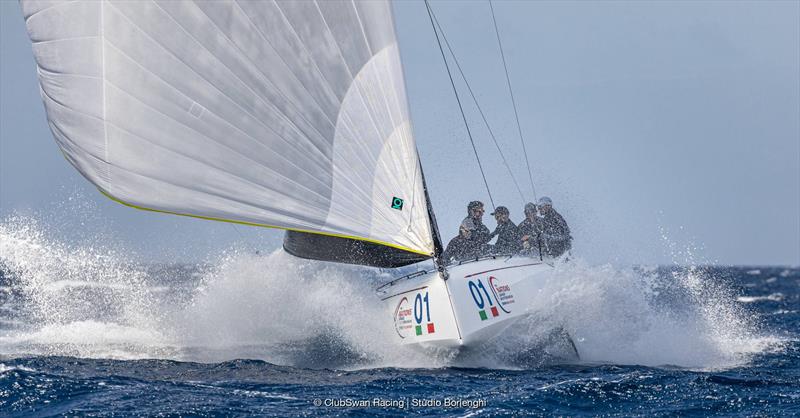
[536,196,572,257]
[489,206,522,254]
[443,218,481,262]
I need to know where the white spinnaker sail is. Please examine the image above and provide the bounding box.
[22,0,434,257]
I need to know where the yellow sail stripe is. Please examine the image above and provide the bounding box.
[98,189,432,257]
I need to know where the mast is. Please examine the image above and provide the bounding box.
[416,149,448,278]
[419,161,447,276]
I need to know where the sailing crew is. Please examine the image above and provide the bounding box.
[518,202,542,254]
[443,218,481,262]
[489,206,522,254]
[536,196,572,257]
[464,200,492,247]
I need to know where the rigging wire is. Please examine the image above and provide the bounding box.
[489,0,538,202]
[424,0,495,209]
[428,6,527,205]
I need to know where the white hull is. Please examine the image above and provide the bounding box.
[378,256,554,348]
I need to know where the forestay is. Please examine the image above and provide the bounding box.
[22,0,434,266]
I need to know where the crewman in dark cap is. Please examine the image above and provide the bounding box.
[463,200,492,248]
[443,218,482,262]
[489,206,522,254]
[519,202,542,254]
[536,196,572,257]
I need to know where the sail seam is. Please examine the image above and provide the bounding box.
[192,2,333,167]
[163,3,384,224]
[149,1,331,175]
[27,0,435,259]
[35,66,100,80]
[314,0,387,146]
[100,0,110,185]
[350,0,414,166]
[99,162,321,228]
[230,3,394,210]
[44,107,106,163]
[103,3,332,195]
[351,0,373,56]
[100,77,334,206]
[272,2,412,229]
[23,0,78,22]
[201,2,386,216]
[41,73,333,211]
[272,0,344,117]
[387,1,437,247]
[233,1,339,133]
[308,2,419,238]
[329,108,413,232]
[351,2,411,159]
[101,42,332,199]
[31,35,98,45]
[314,3,411,228]
[323,52,419,232]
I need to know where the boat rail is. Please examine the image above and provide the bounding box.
[375,253,526,294]
[375,269,430,294]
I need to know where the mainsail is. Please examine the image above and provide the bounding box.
[22,0,435,267]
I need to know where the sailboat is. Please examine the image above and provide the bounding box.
[21,0,561,350]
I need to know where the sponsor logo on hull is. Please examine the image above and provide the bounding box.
[394,297,414,338]
[467,275,514,321]
[394,289,435,338]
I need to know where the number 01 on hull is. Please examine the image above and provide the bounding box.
[378,257,554,348]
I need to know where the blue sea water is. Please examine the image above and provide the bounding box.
[0,217,798,416]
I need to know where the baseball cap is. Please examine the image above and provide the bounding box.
[524,202,537,214]
[491,206,509,216]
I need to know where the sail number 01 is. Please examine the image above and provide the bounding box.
[468,279,494,309]
[414,292,430,324]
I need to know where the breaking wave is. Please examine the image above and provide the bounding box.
[0,213,779,370]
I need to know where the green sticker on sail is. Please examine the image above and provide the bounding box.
[391,197,404,210]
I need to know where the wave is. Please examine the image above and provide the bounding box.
[736,293,784,303]
[0,214,779,370]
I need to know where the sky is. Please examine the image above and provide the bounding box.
[1,1,798,266]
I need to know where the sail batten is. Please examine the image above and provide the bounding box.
[23,0,435,266]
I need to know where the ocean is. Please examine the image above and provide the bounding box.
[1,217,798,416]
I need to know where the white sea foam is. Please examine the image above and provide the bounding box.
[0,363,36,373]
[511,259,770,369]
[736,293,784,303]
[0,214,777,370]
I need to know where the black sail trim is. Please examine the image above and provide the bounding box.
[283,230,431,268]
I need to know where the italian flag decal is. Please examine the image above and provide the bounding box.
[415,323,436,335]
[479,307,500,321]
